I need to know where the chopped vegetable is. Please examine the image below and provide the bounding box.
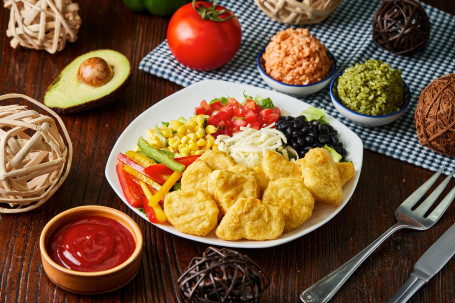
[147,171,183,207]
[115,162,146,208]
[117,153,165,185]
[324,145,342,162]
[123,165,163,190]
[300,106,328,124]
[138,137,185,172]
[144,155,200,176]
[139,181,167,223]
[125,150,157,167]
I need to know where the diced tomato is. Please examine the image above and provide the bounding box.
[227,98,242,107]
[200,100,213,115]
[232,117,247,128]
[234,106,247,117]
[195,106,205,115]
[244,100,259,112]
[244,110,257,123]
[272,107,281,116]
[210,100,223,110]
[249,122,261,130]
[259,109,280,124]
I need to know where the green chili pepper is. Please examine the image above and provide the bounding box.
[137,137,185,172]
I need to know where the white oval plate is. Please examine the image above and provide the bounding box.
[105,80,363,249]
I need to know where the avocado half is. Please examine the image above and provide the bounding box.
[44,49,131,114]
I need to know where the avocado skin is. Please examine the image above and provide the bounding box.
[44,49,131,115]
[47,72,131,115]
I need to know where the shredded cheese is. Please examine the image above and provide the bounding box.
[215,124,294,167]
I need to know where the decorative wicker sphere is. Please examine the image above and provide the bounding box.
[372,0,430,56]
[415,74,455,157]
[178,247,269,303]
[255,0,342,25]
[0,94,72,213]
[3,0,81,54]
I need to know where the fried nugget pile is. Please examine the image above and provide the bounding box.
[164,148,355,241]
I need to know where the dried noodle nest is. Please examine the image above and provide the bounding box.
[0,94,72,213]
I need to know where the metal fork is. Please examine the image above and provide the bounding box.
[300,167,455,303]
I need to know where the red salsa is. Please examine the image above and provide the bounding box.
[47,215,135,272]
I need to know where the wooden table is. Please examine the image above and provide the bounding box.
[0,1,454,302]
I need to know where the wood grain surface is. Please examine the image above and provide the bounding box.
[0,1,454,302]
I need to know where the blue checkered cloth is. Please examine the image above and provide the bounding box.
[140,0,455,174]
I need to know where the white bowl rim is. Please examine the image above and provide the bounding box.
[257,47,337,88]
[329,73,411,119]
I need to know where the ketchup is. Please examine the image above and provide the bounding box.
[47,215,135,272]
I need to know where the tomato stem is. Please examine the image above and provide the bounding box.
[192,0,235,21]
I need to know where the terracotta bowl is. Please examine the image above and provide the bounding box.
[39,205,143,295]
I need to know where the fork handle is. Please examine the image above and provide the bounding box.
[300,223,404,303]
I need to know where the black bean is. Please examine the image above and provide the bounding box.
[292,130,305,137]
[293,119,304,129]
[304,135,314,144]
[301,125,311,134]
[297,137,306,146]
[319,135,330,144]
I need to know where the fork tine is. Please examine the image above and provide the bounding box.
[427,180,455,222]
[414,171,455,216]
[401,167,445,209]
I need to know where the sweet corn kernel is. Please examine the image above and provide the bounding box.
[168,137,180,148]
[146,129,154,139]
[186,120,197,132]
[194,125,204,133]
[194,149,205,155]
[180,135,190,144]
[205,125,217,134]
[169,120,183,131]
[188,142,199,151]
[167,146,175,153]
[179,151,189,157]
[212,144,218,150]
[196,130,205,139]
[206,140,214,149]
[177,125,187,135]
[180,147,190,155]
[162,129,173,138]
[196,138,207,146]
[205,134,215,142]
[190,150,196,156]
[195,115,205,126]
[188,133,197,142]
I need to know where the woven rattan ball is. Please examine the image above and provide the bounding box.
[255,0,342,25]
[415,74,455,157]
[0,94,72,213]
[3,0,81,54]
[178,247,269,303]
[372,0,430,56]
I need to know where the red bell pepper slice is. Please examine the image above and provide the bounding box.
[116,161,146,208]
[144,155,201,176]
[116,153,167,184]
[142,198,158,223]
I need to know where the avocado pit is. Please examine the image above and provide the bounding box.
[77,57,114,87]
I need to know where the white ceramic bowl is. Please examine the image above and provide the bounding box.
[330,73,411,128]
[257,48,337,96]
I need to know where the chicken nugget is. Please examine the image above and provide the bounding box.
[262,151,301,181]
[262,178,314,232]
[229,164,269,193]
[297,148,343,206]
[207,170,260,214]
[181,159,213,192]
[164,189,219,236]
[336,162,355,186]
[216,198,284,241]
[199,149,236,170]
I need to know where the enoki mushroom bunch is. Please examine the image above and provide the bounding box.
[3,0,81,54]
[0,94,72,213]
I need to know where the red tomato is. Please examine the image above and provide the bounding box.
[167,1,242,71]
